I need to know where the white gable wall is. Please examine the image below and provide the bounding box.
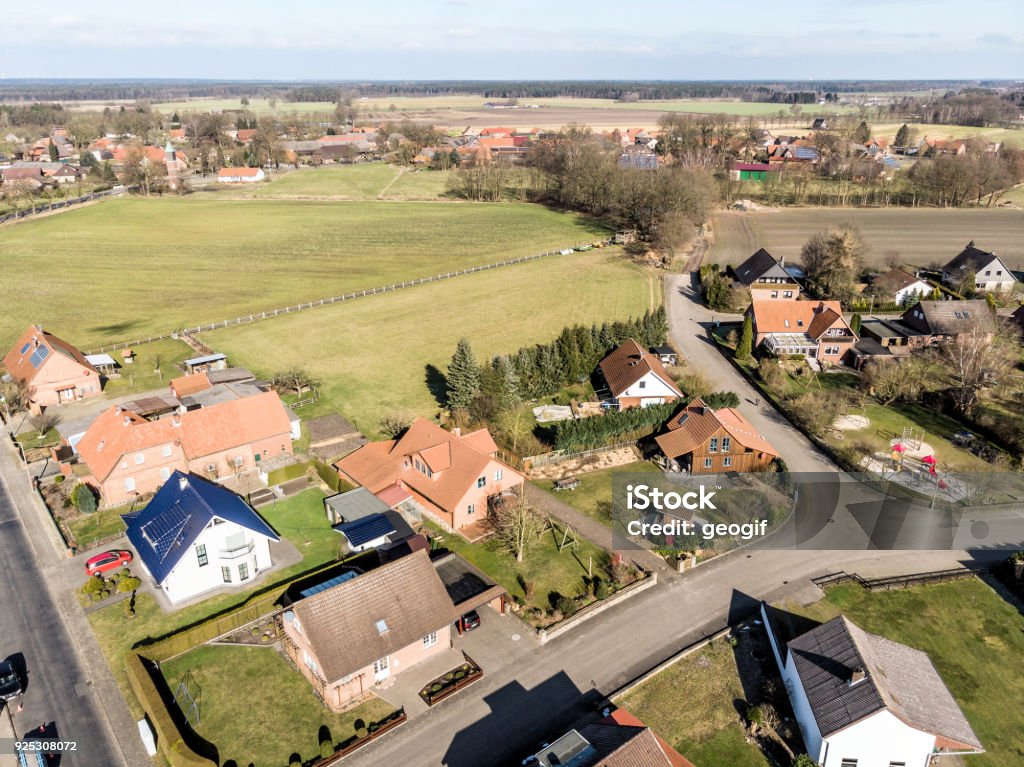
[894,280,932,305]
[160,519,274,603]
[781,648,824,762]
[618,371,678,403]
[820,709,936,767]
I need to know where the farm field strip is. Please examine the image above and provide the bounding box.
[709,208,1024,268]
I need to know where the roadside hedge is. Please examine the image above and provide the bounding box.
[125,653,214,767]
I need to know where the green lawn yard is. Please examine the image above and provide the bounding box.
[159,645,395,767]
[99,338,196,395]
[202,250,656,436]
[792,578,1024,767]
[617,637,770,767]
[423,519,613,624]
[67,506,129,550]
[250,163,400,199]
[87,489,335,705]
[0,196,607,349]
[532,460,661,530]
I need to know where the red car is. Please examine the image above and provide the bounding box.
[85,549,133,577]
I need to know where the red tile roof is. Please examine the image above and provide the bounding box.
[77,391,292,483]
[750,299,849,340]
[3,325,97,385]
[169,372,211,398]
[655,398,778,459]
[335,418,521,515]
[217,167,262,177]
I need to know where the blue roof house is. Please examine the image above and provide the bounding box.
[122,470,280,604]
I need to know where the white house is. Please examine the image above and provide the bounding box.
[123,471,280,604]
[941,244,1015,293]
[597,339,683,409]
[762,605,983,767]
[217,167,265,183]
[870,268,933,306]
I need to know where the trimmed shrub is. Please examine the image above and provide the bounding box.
[71,483,97,514]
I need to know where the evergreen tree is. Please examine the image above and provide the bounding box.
[850,312,862,335]
[48,140,59,162]
[852,121,871,144]
[736,314,754,359]
[449,148,460,167]
[446,338,481,411]
[894,123,910,148]
[101,161,117,184]
[493,356,521,410]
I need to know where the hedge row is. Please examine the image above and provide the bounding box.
[125,652,214,767]
[267,460,311,486]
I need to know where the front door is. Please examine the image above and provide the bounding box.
[373,656,390,682]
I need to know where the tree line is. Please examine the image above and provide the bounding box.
[551,402,677,452]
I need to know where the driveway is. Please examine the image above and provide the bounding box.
[664,272,837,474]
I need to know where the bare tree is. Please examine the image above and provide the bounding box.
[29,410,61,436]
[274,368,319,397]
[490,489,543,562]
[935,314,1020,416]
[863,357,939,405]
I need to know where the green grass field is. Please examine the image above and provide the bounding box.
[617,637,770,766]
[709,208,1024,269]
[159,645,395,767]
[201,250,656,434]
[532,460,661,529]
[0,197,606,349]
[100,338,196,396]
[151,97,339,115]
[240,164,453,200]
[793,578,1024,767]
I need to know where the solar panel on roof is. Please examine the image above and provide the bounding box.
[20,342,30,354]
[28,346,49,368]
[298,569,358,599]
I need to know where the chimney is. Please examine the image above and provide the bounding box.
[178,475,189,491]
[850,667,867,686]
[780,255,785,268]
[172,413,181,427]
[123,415,132,426]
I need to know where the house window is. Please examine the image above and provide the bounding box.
[703,457,713,469]
[477,476,486,488]
[373,657,389,676]
[783,290,793,298]
[638,380,646,389]
[304,651,318,674]
[783,319,790,328]
[196,544,208,567]
[888,763,906,767]
[160,467,170,481]
[238,562,249,581]
[840,760,858,767]
[722,437,731,453]
[494,469,503,482]
[996,270,1002,276]
[233,456,243,468]
[135,453,145,465]
[423,632,438,648]
[770,291,778,298]
[467,504,476,515]
[221,566,232,583]
[723,456,732,468]
[162,444,173,457]
[984,270,991,276]
[708,437,718,453]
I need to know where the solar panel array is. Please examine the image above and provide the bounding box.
[338,513,396,547]
[298,569,359,599]
[28,346,50,368]
[140,504,192,562]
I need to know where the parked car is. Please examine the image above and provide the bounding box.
[85,549,133,577]
[461,610,481,632]
[0,660,22,701]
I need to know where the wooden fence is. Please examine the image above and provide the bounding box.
[0,186,132,225]
[84,241,609,354]
[812,566,983,593]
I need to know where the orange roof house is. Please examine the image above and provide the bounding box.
[335,418,523,535]
[656,398,779,475]
[169,372,212,399]
[598,339,683,410]
[747,298,857,365]
[2,325,102,412]
[74,391,294,507]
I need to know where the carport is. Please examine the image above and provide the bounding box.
[432,551,507,634]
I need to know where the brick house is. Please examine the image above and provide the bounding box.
[655,398,779,475]
[2,325,102,413]
[73,391,294,506]
[281,550,457,711]
[597,339,683,410]
[334,418,523,535]
[747,298,857,364]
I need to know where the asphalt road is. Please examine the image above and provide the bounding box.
[0,484,123,766]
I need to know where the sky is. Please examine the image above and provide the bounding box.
[1,0,1022,81]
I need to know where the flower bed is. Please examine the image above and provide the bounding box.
[417,655,483,706]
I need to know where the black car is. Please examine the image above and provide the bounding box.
[461,610,481,632]
[0,660,22,701]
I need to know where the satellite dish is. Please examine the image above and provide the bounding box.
[283,610,295,623]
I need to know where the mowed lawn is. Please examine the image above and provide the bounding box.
[159,645,395,767]
[709,208,1024,268]
[245,164,453,200]
[617,638,770,767]
[201,250,656,435]
[532,460,662,531]
[793,579,1024,767]
[0,196,606,349]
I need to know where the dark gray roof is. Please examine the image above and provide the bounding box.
[943,245,1005,274]
[900,300,989,335]
[534,725,672,767]
[788,616,982,749]
[731,248,792,286]
[181,382,264,409]
[432,551,505,610]
[324,487,390,523]
[206,367,255,385]
[870,268,926,294]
